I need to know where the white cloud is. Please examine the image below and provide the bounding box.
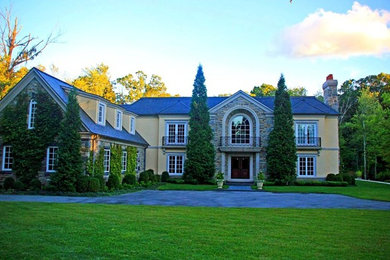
[277,2,390,58]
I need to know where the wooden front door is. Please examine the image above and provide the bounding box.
[231,156,250,179]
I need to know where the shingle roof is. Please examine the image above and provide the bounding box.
[124,96,338,115]
[32,68,148,146]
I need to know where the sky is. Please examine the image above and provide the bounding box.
[5,0,390,97]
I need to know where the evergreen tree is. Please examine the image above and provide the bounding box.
[50,89,83,191]
[266,75,297,184]
[183,65,215,183]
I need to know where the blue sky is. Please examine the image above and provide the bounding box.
[7,0,390,97]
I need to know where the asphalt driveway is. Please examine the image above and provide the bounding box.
[0,190,390,209]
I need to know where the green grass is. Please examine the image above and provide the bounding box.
[264,180,390,201]
[0,202,389,259]
[157,183,226,190]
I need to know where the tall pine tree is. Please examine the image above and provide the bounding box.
[266,75,297,184]
[50,89,83,191]
[183,65,215,183]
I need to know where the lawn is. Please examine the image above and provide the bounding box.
[264,180,390,201]
[157,183,226,190]
[0,202,389,259]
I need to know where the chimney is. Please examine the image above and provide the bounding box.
[322,74,338,112]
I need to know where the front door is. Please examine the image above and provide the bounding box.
[231,156,250,179]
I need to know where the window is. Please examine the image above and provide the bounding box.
[46,146,58,172]
[104,149,110,174]
[98,103,106,125]
[296,122,317,145]
[121,151,127,173]
[231,115,250,144]
[116,110,123,130]
[28,100,37,129]
[130,117,135,134]
[297,155,316,176]
[167,154,185,175]
[166,122,187,144]
[2,146,13,171]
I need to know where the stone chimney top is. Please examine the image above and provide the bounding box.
[322,74,338,112]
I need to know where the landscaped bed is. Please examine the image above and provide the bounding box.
[157,183,228,191]
[0,202,388,259]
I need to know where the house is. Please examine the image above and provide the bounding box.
[0,68,148,184]
[124,75,339,182]
[0,68,339,184]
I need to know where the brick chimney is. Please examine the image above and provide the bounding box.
[322,74,338,112]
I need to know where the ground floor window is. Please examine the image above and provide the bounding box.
[46,146,58,172]
[121,151,127,173]
[2,145,13,171]
[297,155,316,176]
[167,154,185,175]
[104,149,110,174]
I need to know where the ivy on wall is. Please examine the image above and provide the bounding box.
[126,146,137,175]
[110,144,122,179]
[0,90,63,187]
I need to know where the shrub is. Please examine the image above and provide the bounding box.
[340,174,355,185]
[294,180,348,187]
[326,173,336,181]
[355,170,362,178]
[167,178,185,184]
[376,171,390,182]
[139,171,149,183]
[76,175,90,193]
[161,171,170,182]
[107,174,120,190]
[14,181,25,191]
[153,174,161,183]
[3,177,15,190]
[29,179,42,191]
[146,169,154,182]
[122,174,136,185]
[88,177,100,192]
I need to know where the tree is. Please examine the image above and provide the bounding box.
[266,75,297,184]
[50,89,83,191]
[72,63,116,103]
[183,65,215,183]
[250,84,307,97]
[115,71,171,103]
[0,8,55,98]
[250,84,276,97]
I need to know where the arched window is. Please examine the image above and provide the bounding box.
[231,115,250,144]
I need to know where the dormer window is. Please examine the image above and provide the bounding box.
[97,103,106,125]
[116,110,122,130]
[28,100,37,129]
[130,117,135,135]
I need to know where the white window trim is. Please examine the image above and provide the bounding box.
[165,121,188,145]
[229,113,253,146]
[295,121,318,146]
[97,102,106,126]
[2,145,12,171]
[46,146,58,173]
[104,149,110,174]
[166,153,185,176]
[297,154,317,177]
[121,151,127,173]
[28,100,37,129]
[116,110,123,130]
[130,116,136,135]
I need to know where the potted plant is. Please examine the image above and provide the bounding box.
[216,172,224,189]
[256,172,265,190]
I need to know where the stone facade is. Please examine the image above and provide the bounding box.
[209,94,274,181]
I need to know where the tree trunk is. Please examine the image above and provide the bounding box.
[362,120,367,180]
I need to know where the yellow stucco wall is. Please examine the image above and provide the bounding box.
[77,96,98,123]
[294,115,339,177]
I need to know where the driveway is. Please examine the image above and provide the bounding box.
[0,190,390,209]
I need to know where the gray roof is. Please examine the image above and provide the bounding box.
[123,96,338,116]
[32,68,148,146]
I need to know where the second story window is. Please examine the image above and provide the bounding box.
[98,103,106,125]
[28,100,37,129]
[231,115,251,144]
[116,110,122,130]
[166,122,187,144]
[130,117,135,135]
[296,122,317,145]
